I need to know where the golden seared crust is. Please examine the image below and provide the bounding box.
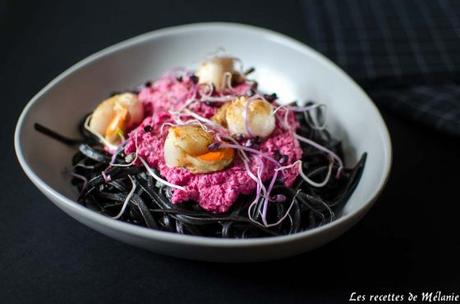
[171,125,213,156]
[211,102,231,127]
[165,124,235,173]
[251,99,272,115]
[224,96,275,138]
[225,97,245,129]
[226,96,271,122]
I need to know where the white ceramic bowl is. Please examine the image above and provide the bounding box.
[15,23,391,262]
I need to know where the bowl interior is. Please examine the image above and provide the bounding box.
[16,23,390,229]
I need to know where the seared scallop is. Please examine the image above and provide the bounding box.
[213,96,275,138]
[89,93,144,145]
[164,125,234,173]
[195,56,242,91]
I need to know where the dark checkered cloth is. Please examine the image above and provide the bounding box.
[301,0,460,136]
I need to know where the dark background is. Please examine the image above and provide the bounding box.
[1,0,459,303]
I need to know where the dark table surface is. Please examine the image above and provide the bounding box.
[1,1,459,303]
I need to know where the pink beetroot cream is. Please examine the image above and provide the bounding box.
[125,73,303,213]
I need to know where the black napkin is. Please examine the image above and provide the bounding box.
[301,0,460,136]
